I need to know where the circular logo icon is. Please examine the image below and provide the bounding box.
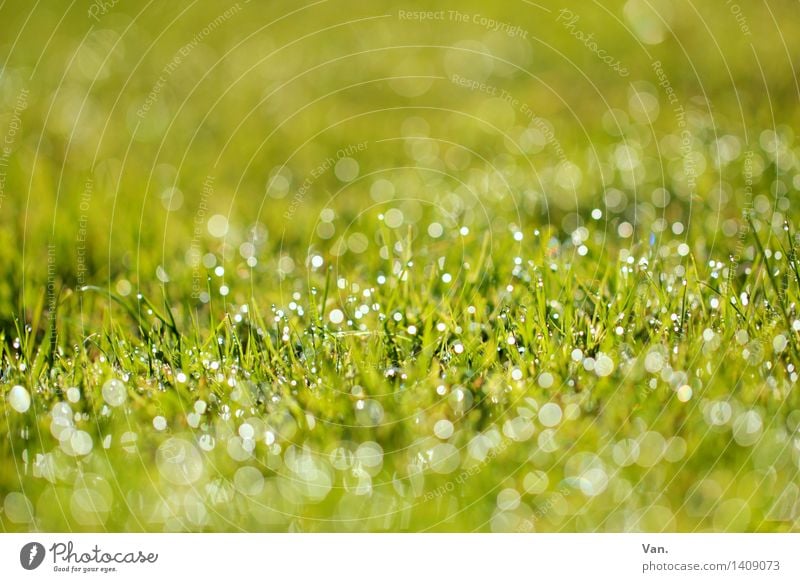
[20,542,46,570]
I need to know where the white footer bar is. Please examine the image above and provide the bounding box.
[1,534,797,581]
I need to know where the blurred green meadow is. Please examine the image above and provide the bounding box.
[1,0,800,532]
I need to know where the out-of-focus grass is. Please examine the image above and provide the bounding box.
[1,1,799,532]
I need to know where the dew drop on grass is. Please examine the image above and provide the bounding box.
[8,385,31,413]
[706,401,732,426]
[537,373,554,388]
[644,350,665,373]
[3,492,34,523]
[428,222,443,237]
[198,434,216,451]
[429,443,460,474]
[207,214,229,238]
[234,466,265,496]
[433,419,454,439]
[503,417,534,441]
[579,467,609,497]
[497,488,521,511]
[523,471,549,494]
[153,416,167,431]
[384,208,404,228]
[612,439,640,466]
[52,402,71,419]
[238,423,255,439]
[334,157,359,182]
[69,430,93,456]
[102,379,127,407]
[663,437,687,462]
[50,416,74,441]
[66,387,81,403]
[467,434,491,461]
[71,487,110,526]
[636,431,665,467]
[538,403,562,427]
[537,429,559,452]
[773,335,788,353]
[732,410,762,446]
[594,353,615,377]
[329,309,345,324]
[157,438,204,485]
[356,441,383,469]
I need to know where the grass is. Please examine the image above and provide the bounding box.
[1,0,800,532]
[3,209,799,532]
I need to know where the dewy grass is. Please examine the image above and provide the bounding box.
[1,1,799,533]
[2,207,799,531]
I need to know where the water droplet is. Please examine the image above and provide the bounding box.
[329,309,345,324]
[429,443,460,474]
[523,471,549,494]
[234,466,265,496]
[594,353,615,377]
[156,438,204,485]
[101,379,127,407]
[8,385,31,413]
[497,488,521,511]
[433,419,454,439]
[538,403,562,427]
[537,373,554,388]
